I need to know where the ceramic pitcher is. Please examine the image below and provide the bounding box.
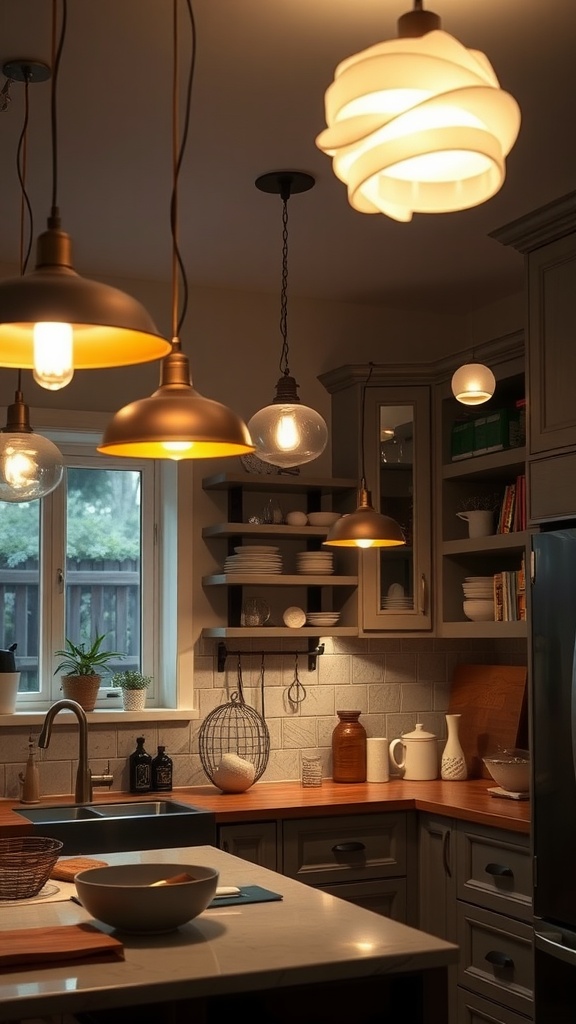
[389,723,438,780]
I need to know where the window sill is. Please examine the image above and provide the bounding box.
[0,708,200,727]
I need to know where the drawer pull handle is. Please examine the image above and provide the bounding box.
[485,950,514,969]
[485,862,513,877]
[332,841,366,853]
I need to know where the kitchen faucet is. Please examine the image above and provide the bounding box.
[38,698,113,804]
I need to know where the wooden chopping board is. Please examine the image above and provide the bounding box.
[448,664,528,779]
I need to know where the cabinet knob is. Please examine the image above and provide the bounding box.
[485,862,513,877]
[332,841,366,853]
[485,950,514,970]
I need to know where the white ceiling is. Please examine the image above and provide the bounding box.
[1,0,575,317]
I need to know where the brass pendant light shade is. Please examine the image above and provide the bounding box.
[98,347,253,459]
[0,222,171,370]
[323,484,406,548]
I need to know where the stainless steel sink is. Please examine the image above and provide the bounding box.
[15,799,216,855]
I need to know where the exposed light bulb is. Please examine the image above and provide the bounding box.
[356,539,375,549]
[4,448,36,489]
[275,412,300,452]
[33,321,74,391]
[248,399,328,469]
[160,440,195,458]
[0,433,63,502]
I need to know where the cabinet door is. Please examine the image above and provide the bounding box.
[218,821,278,870]
[363,386,432,630]
[418,814,458,942]
[319,877,407,921]
[528,233,576,455]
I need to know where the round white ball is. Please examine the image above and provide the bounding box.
[213,753,255,793]
[285,511,308,526]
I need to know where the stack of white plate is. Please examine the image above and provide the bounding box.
[223,545,283,574]
[306,612,341,627]
[462,576,493,599]
[296,551,334,575]
[382,596,413,610]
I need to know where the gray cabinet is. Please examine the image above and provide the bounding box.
[218,821,278,871]
[418,817,533,1024]
[320,367,432,632]
[493,190,576,523]
[282,811,414,924]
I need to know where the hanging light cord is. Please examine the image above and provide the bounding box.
[48,0,66,231]
[170,0,195,345]
[14,66,36,400]
[278,185,291,377]
[360,362,375,488]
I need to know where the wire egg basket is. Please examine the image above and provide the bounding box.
[198,656,270,786]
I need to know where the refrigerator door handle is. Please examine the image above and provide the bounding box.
[535,928,576,967]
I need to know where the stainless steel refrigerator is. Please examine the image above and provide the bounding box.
[532,528,576,1020]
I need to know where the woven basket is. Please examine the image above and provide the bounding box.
[0,836,63,900]
[61,674,101,711]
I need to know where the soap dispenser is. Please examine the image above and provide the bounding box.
[19,735,40,804]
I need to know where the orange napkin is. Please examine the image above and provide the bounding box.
[0,923,124,969]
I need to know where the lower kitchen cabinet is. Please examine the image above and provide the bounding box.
[419,815,533,1024]
[218,821,278,871]
[282,812,415,924]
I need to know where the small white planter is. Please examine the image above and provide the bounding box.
[0,672,21,714]
[122,689,147,712]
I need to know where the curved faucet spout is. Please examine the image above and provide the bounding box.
[38,699,92,804]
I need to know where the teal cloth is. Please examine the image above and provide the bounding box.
[208,885,283,907]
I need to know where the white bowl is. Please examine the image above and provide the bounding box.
[283,606,306,628]
[463,598,494,621]
[483,750,530,792]
[307,512,341,527]
[75,862,219,933]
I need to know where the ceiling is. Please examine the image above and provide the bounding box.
[1,0,575,318]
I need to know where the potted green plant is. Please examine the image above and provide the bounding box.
[54,634,125,712]
[111,670,152,711]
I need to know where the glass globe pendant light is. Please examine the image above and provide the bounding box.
[247,172,328,469]
[451,361,496,405]
[0,4,171,391]
[324,365,405,548]
[98,0,253,461]
[316,0,521,222]
[0,380,63,502]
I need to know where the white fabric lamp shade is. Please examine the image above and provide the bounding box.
[451,362,496,405]
[316,29,521,221]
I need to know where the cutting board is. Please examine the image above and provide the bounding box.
[448,664,528,778]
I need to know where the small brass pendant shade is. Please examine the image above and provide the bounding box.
[98,346,253,460]
[0,222,171,370]
[323,484,406,548]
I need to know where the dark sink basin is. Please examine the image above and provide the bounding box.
[15,799,216,856]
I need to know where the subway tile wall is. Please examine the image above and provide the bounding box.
[0,636,527,799]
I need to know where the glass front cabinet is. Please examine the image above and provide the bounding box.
[320,367,432,632]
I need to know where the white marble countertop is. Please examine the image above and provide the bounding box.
[0,845,458,1022]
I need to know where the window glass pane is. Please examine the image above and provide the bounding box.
[65,468,142,674]
[0,502,40,692]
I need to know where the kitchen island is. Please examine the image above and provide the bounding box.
[0,844,457,1024]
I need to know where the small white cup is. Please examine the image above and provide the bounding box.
[366,737,390,783]
[457,509,494,538]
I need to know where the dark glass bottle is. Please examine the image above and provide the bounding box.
[151,745,173,791]
[129,736,152,793]
[332,710,367,783]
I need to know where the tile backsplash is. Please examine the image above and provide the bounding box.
[0,636,527,799]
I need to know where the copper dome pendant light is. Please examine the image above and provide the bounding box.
[324,365,405,548]
[0,2,171,389]
[98,0,253,461]
[247,172,328,469]
[316,0,521,222]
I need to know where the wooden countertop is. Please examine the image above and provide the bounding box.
[0,778,530,835]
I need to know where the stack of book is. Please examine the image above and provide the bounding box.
[496,475,526,533]
[493,559,526,621]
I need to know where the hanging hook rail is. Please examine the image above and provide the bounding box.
[217,640,324,674]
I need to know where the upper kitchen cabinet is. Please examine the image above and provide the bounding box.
[319,366,432,632]
[493,191,576,523]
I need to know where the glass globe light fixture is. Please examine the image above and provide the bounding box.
[0,388,63,502]
[451,362,496,405]
[248,171,328,468]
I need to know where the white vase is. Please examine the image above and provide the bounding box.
[122,689,147,711]
[441,714,468,781]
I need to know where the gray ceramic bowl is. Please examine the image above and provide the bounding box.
[483,750,530,792]
[75,862,219,933]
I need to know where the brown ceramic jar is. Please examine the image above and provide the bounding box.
[332,710,367,783]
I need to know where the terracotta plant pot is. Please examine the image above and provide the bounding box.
[61,675,101,712]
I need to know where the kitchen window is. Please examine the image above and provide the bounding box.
[0,432,171,710]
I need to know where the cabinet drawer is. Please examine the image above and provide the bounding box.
[218,821,278,871]
[456,824,532,922]
[457,986,533,1023]
[319,878,407,922]
[282,813,406,885]
[457,902,533,1018]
